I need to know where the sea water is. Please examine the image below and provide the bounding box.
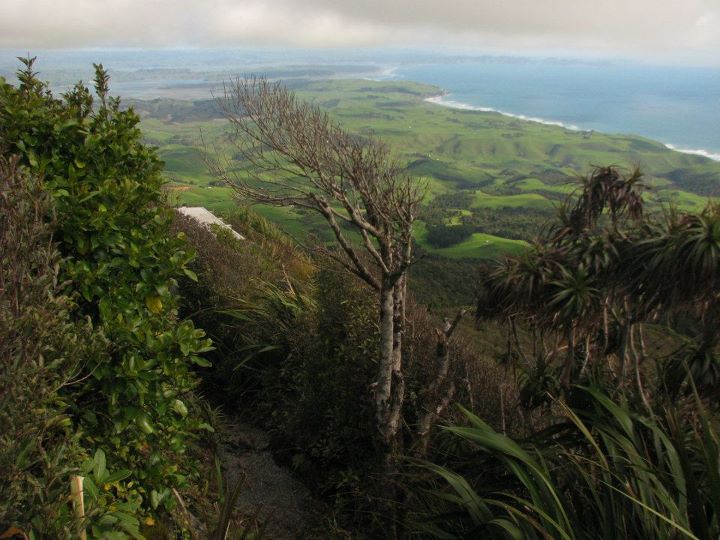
[393,60,720,159]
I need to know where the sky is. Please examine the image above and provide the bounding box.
[1,0,718,65]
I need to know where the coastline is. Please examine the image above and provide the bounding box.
[664,144,720,163]
[424,93,720,163]
[424,94,584,132]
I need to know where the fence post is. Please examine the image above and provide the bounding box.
[70,475,87,540]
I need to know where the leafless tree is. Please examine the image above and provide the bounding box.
[415,309,466,457]
[209,77,424,454]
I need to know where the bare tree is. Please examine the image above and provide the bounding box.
[415,309,466,457]
[209,77,424,453]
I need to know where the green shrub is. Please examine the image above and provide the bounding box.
[175,206,515,526]
[173,212,380,522]
[0,58,212,518]
[172,207,314,407]
[0,156,111,535]
[413,169,720,539]
[266,266,379,485]
[425,223,475,248]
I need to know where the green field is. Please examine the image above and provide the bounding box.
[413,220,526,259]
[136,79,720,259]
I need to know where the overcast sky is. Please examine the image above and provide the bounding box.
[1,0,718,65]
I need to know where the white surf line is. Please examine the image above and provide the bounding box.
[424,94,585,131]
[665,144,720,162]
[426,94,720,162]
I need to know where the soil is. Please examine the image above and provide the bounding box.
[218,420,329,539]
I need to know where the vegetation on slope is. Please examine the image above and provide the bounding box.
[174,205,515,537]
[0,156,107,536]
[173,162,720,539]
[413,167,720,539]
[0,59,214,536]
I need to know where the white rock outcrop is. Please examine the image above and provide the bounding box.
[176,206,245,241]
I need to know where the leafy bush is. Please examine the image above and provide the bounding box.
[264,266,379,486]
[425,223,476,248]
[0,156,102,535]
[0,58,212,519]
[0,158,143,537]
[172,207,314,406]
[174,207,379,497]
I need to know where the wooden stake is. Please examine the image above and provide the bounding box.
[70,476,87,540]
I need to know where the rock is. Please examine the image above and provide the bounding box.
[176,206,245,241]
[218,419,327,539]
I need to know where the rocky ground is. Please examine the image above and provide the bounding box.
[218,420,328,539]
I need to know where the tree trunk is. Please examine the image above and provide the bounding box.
[387,277,406,446]
[415,310,465,457]
[561,326,576,386]
[619,297,632,386]
[630,324,653,415]
[376,282,397,445]
[602,298,610,354]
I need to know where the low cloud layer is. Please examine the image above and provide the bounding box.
[1,0,718,63]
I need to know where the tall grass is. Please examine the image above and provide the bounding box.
[413,385,720,539]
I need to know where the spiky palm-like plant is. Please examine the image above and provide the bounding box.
[477,167,647,401]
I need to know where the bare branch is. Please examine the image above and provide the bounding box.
[212,75,427,451]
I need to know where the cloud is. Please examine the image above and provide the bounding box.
[0,0,718,63]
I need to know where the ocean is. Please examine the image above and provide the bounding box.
[392,60,720,160]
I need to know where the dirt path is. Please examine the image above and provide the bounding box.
[218,420,328,539]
